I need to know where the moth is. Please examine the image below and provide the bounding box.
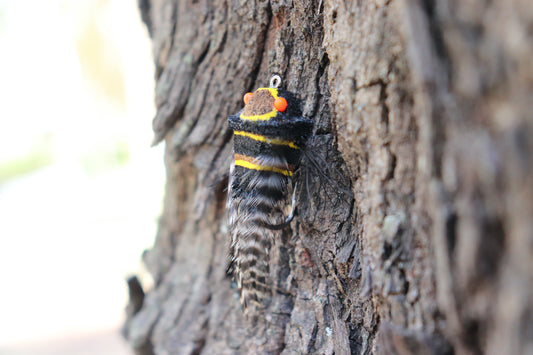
[226,75,313,312]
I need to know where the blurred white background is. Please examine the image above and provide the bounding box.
[0,0,163,353]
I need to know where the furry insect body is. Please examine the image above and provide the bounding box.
[227,81,313,311]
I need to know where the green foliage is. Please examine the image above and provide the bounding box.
[0,149,53,185]
[80,140,130,175]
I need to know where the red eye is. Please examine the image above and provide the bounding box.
[274,97,287,112]
[243,92,253,104]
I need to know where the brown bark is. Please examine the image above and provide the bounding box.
[123,0,533,354]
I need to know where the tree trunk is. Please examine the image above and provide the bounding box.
[123,0,533,354]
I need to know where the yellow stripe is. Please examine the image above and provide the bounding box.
[234,153,295,171]
[234,159,293,177]
[234,131,299,149]
[240,88,279,121]
[240,110,277,121]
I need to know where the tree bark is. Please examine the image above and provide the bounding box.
[123,0,533,354]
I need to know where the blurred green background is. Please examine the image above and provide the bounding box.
[0,0,163,353]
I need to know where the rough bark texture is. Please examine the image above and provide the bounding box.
[123,0,533,354]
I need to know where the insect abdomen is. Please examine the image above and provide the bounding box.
[228,158,291,310]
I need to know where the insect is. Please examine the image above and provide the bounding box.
[226,75,314,312]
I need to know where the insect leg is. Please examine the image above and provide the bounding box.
[262,183,297,230]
